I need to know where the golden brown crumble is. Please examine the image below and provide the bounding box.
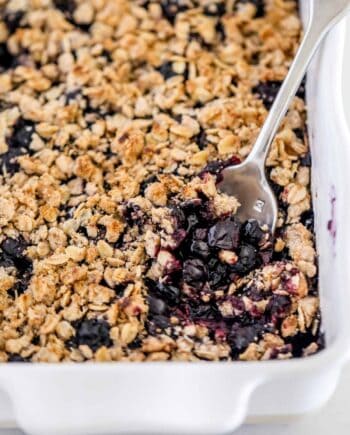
[0,0,322,363]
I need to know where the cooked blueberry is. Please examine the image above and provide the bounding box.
[189,32,211,48]
[245,285,264,302]
[171,228,187,248]
[139,174,158,194]
[145,279,181,306]
[128,337,142,350]
[215,20,226,40]
[208,218,241,250]
[253,80,281,109]
[199,160,225,176]
[65,89,81,103]
[300,209,314,232]
[170,205,186,228]
[235,0,265,18]
[269,179,284,198]
[293,128,305,141]
[4,10,25,34]
[241,219,265,246]
[190,240,210,259]
[186,213,199,232]
[209,262,229,288]
[0,43,16,70]
[204,2,226,16]
[0,251,15,269]
[286,331,317,357]
[259,248,273,265]
[157,61,178,80]
[8,353,29,362]
[0,237,32,297]
[239,243,258,268]
[53,0,76,16]
[194,128,208,150]
[159,284,180,306]
[228,325,258,353]
[147,315,170,332]
[1,237,27,258]
[300,152,312,167]
[0,148,22,174]
[266,294,291,319]
[73,318,112,351]
[231,244,258,274]
[160,0,190,23]
[183,259,208,287]
[178,199,202,216]
[148,295,167,315]
[7,118,35,150]
[189,303,220,321]
[123,203,144,227]
[199,156,240,178]
[193,228,208,240]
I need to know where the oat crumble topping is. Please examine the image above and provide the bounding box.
[0,0,323,363]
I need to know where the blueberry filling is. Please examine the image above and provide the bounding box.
[0,237,33,297]
[1,118,35,175]
[70,318,112,352]
[253,78,306,109]
[145,187,274,347]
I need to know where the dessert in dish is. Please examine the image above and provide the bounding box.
[0,0,322,362]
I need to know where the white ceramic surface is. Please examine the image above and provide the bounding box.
[1,6,350,435]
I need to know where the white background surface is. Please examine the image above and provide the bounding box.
[1,13,350,435]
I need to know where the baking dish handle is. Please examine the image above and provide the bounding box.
[0,366,262,435]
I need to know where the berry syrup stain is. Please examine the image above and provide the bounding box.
[327,186,337,254]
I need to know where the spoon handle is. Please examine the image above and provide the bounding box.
[246,0,350,168]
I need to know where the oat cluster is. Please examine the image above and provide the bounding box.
[0,0,322,363]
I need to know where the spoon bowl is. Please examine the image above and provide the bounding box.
[218,161,278,231]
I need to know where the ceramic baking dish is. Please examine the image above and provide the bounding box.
[1,5,350,435]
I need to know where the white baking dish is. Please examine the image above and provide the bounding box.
[1,6,350,435]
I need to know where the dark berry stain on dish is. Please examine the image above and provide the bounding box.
[327,188,337,246]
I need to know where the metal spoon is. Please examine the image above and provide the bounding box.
[218,0,350,232]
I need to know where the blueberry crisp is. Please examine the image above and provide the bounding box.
[0,0,322,362]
